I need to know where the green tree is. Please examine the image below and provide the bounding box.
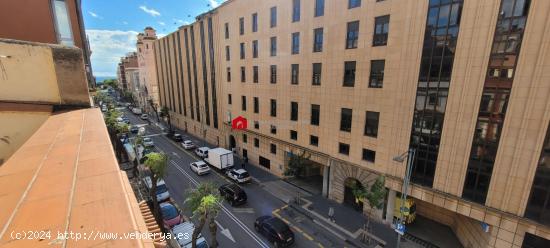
[144,152,168,218]
[352,176,387,217]
[283,150,311,178]
[185,183,223,248]
[148,99,160,122]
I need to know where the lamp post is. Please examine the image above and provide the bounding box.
[392,148,415,248]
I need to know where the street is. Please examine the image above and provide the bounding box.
[122,109,350,248]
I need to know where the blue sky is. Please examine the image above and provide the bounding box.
[82,0,226,77]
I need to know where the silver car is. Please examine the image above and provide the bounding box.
[181,140,195,150]
[190,161,210,175]
[143,137,154,147]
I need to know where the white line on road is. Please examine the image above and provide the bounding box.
[215,220,236,243]
[169,161,270,248]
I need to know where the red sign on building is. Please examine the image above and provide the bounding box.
[232,116,248,130]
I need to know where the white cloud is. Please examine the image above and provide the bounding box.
[139,5,161,17]
[88,11,103,19]
[158,21,166,26]
[86,29,138,77]
[173,18,184,23]
[122,21,129,25]
[208,0,226,8]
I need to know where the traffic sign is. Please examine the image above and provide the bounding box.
[395,223,406,235]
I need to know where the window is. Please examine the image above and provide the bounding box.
[291,101,298,121]
[253,97,259,113]
[315,0,325,17]
[311,104,320,126]
[228,94,232,104]
[369,60,385,88]
[253,66,258,83]
[270,37,277,56]
[241,96,247,111]
[240,66,246,82]
[243,134,247,143]
[339,143,350,155]
[270,65,277,84]
[240,43,245,59]
[349,0,361,9]
[270,143,277,154]
[52,0,74,46]
[365,111,379,137]
[224,23,229,39]
[270,99,277,117]
[226,67,231,82]
[310,135,319,146]
[252,13,258,32]
[259,156,270,169]
[292,0,300,22]
[254,121,259,129]
[343,61,356,87]
[312,63,322,85]
[225,46,230,61]
[362,149,376,162]
[270,125,277,134]
[346,21,360,49]
[374,15,390,46]
[252,40,258,58]
[291,64,299,85]
[313,28,323,52]
[292,32,300,54]
[239,17,244,35]
[290,130,298,140]
[254,138,259,147]
[270,6,277,28]
[340,108,352,132]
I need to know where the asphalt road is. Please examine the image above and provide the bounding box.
[119,108,348,248]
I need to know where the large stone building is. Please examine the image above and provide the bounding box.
[136,27,160,112]
[153,0,550,247]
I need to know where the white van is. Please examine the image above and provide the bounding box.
[194,147,210,158]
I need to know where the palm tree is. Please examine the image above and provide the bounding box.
[185,183,223,248]
[144,152,168,218]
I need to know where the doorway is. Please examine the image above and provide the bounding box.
[344,177,364,211]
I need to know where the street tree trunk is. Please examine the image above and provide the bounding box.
[209,217,218,248]
[192,214,207,248]
[150,174,160,221]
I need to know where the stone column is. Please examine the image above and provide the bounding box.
[385,189,396,225]
[322,160,331,198]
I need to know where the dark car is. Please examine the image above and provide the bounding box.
[254,215,294,247]
[254,216,295,247]
[130,126,139,134]
[172,133,183,142]
[218,184,247,206]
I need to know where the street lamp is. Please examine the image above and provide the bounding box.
[392,148,415,248]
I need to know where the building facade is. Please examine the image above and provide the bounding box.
[0,0,96,88]
[136,27,160,112]
[153,0,550,247]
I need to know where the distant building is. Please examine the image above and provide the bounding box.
[136,27,160,113]
[0,0,96,88]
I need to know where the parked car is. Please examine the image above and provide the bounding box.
[254,216,295,247]
[172,133,183,142]
[181,140,195,150]
[143,177,170,202]
[226,169,251,183]
[160,202,182,229]
[140,114,149,120]
[130,126,139,134]
[121,117,130,124]
[190,161,210,175]
[143,137,154,147]
[218,183,247,206]
[171,222,209,248]
[132,108,142,115]
[101,106,108,112]
[195,147,210,158]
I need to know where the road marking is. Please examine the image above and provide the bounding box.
[232,208,255,214]
[170,160,270,248]
[215,220,236,243]
[171,152,180,158]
